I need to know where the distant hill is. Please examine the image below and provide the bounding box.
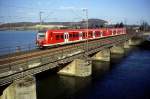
[0,18,108,30]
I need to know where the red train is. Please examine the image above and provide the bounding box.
[36,28,126,48]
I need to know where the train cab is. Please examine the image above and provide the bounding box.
[36,30,47,48]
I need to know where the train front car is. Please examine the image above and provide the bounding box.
[36,30,47,49]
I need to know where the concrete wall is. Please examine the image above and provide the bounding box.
[0,76,36,99]
[58,59,91,77]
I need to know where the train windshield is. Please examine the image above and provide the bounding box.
[37,33,45,39]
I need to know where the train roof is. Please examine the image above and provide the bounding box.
[40,28,125,34]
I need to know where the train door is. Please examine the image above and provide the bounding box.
[79,32,82,40]
[93,31,95,38]
[100,31,103,37]
[64,32,69,43]
[111,29,114,35]
[112,29,116,35]
[116,29,118,35]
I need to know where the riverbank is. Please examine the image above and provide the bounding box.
[0,24,67,31]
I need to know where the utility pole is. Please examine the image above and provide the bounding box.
[39,11,43,25]
[124,18,127,28]
[83,8,89,56]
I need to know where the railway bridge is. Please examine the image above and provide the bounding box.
[0,32,143,87]
[0,31,146,99]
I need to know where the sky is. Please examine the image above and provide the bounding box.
[0,0,150,24]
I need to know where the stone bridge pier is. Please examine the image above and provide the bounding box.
[58,59,92,77]
[92,49,110,61]
[0,76,36,99]
[110,40,131,54]
[124,40,130,49]
[110,44,125,54]
[129,38,143,46]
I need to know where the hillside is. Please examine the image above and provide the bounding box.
[0,19,108,30]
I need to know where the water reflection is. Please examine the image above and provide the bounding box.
[36,59,111,99]
[36,73,92,99]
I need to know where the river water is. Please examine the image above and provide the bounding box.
[0,30,36,55]
[0,31,150,99]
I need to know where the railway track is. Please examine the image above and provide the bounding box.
[0,42,85,66]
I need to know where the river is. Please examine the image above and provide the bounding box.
[0,30,36,55]
[36,44,150,99]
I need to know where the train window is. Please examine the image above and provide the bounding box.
[89,33,92,36]
[38,33,45,39]
[83,33,85,37]
[96,32,99,36]
[97,32,100,36]
[84,32,88,37]
[73,34,75,37]
[56,35,60,40]
[61,35,64,39]
[76,34,78,37]
[69,34,72,38]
